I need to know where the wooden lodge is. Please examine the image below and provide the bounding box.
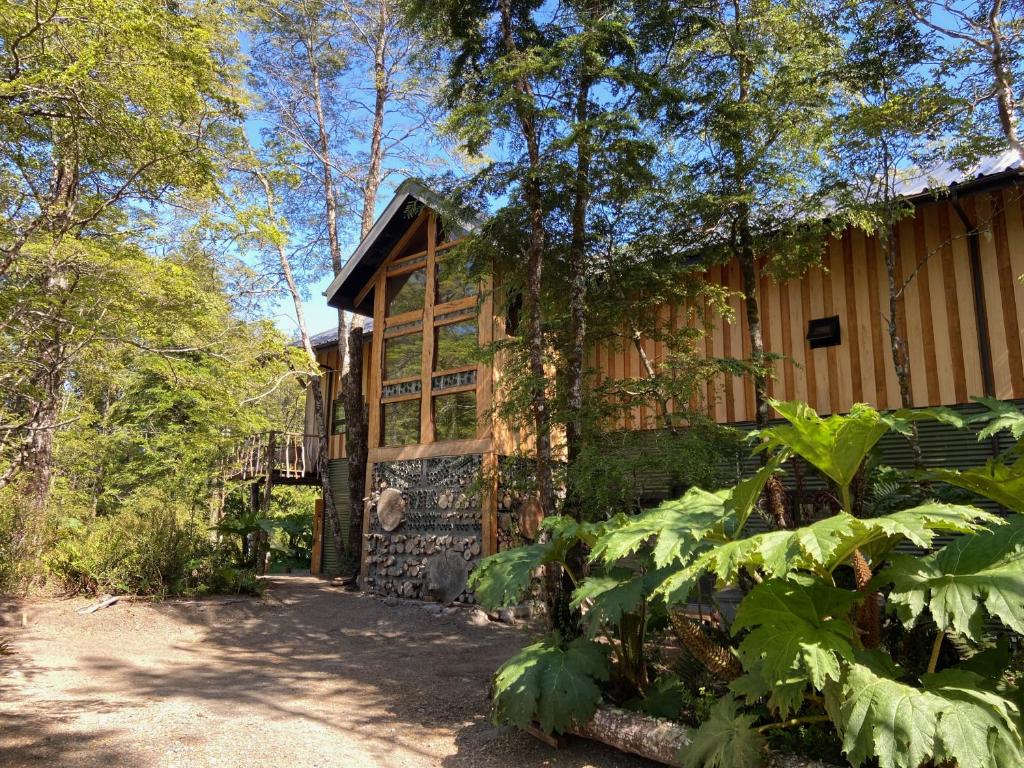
[307,156,1024,596]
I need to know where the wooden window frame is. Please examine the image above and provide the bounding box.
[367,215,492,450]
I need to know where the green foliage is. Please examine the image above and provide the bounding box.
[478,398,1024,768]
[971,397,1024,441]
[833,663,1024,768]
[757,400,893,508]
[469,543,553,611]
[681,696,765,768]
[733,576,860,694]
[566,428,743,521]
[880,515,1024,640]
[45,493,203,596]
[470,515,617,611]
[927,457,1024,515]
[43,491,262,597]
[492,636,610,735]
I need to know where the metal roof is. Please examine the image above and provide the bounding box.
[893,148,1022,197]
[308,319,374,350]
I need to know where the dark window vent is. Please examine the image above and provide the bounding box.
[806,315,841,349]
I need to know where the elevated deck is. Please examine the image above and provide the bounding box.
[232,431,320,485]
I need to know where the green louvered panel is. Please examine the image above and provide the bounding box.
[320,459,352,577]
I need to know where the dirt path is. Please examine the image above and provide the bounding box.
[0,576,654,768]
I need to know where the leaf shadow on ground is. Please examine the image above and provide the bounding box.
[2,576,656,767]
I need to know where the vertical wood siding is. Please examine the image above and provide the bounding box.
[591,188,1024,426]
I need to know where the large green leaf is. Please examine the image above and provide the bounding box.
[589,487,727,567]
[928,457,1024,514]
[570,568,646,634]
[757,400,889,496]
[468,543,553,610]
[589,460,784,568]
[659,504,995,598]
[492,636,609,734]
[680,696,764,768]
[730,659,808,718]
[879,515,1024,640]
[732,576,860,692]
[969,396,1024,441]
[834,663,1024,768]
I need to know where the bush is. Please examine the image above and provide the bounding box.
[472,398,1024,768]
[567,424,744,518]
[44,491,261,597]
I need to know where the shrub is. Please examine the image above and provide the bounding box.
[44,491,260,597]
[471,398,1024,768]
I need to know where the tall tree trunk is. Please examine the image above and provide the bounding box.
[344,324,368,573]
[988,0,1024,164]
[361,0,389,240]
[564,48,594,468]
[255,169,344,569]
[737,207,768,428]
[497,0,554,518]
[344,0,391,577]
[881,218,923,467]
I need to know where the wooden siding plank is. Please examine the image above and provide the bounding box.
[780,279,796,401]
[808,264,829,412]
[1014,190,1024,373]
[977,194,1013,398]
[863,232,889,407]
[874,233,902,409]
[912,211,941,404]
[947,201,984,399]
[843,231,868,405]
[899,217,928,406]
[821,242,842,413]
[936,202,968,403]
[828,237,852,411]
[923,204,956,404]
[720,264,736,423]
[892,221,913,406]
[991,190,1024,397]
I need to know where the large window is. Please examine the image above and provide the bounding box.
[331,398,345,435]
[434,391,477,441]
[382,399,420,446]
[386,269,425,316]
[384,332,422,380]
[436,256,476,305]
[434,320,477,371]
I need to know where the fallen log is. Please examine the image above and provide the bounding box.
[566,705,690,767]
[76,595,119,614]
[531,705,844,768]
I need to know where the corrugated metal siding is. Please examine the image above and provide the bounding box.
[635,401,1021,521]
[320,459,352,577]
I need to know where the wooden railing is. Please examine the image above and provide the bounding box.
[233,431,318,482]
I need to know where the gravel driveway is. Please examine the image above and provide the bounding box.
[0,575,654,768]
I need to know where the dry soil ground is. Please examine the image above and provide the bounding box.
[0,575,655,768]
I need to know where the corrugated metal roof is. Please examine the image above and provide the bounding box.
[306,319,374,350]
[893,148,1022,197]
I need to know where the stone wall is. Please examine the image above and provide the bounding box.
[364,454,484,602]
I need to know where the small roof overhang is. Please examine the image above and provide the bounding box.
[323,179,482,316]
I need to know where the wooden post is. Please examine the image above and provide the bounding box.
[420,210,438,444]
[256,431,276,575]
[311,498,323,576]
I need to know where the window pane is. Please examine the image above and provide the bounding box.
[382,399,420,446]
[331,398,345,435]
[384,332,422,380]
[386,269,425,316]
[436,257,477,304]
[434,321,477,371]
[434,391,477,441]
